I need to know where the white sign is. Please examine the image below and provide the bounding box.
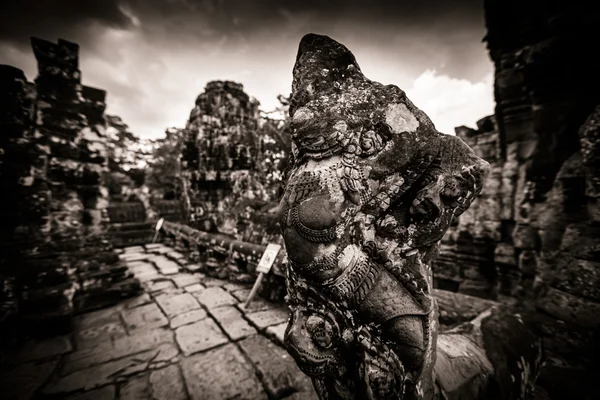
[255,243,281,274]
[155,218,165,231]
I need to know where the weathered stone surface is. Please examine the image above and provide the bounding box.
[171,273,201,288]
[184,283,205,293]
[170,308,208,329]
[434,289,497,327]
[146,279,176,294]
[121,303,168,331]
[155,292,200,318]
[239,335,313,398]
[266,322,288,345]
[67,385,116,400]
[62,328,174,374]
[537,287,600,328]
[123,292,152,308]
[0,359,59,399]
[150,364,188,400]
[119,374,151,400]
[245,308,289,329]
[150,255,181,275]
[193,287,237,309]
[211,306,257,340]
[181,343,268,400]
[175,318,228,355]
[46,343,178,394]
[17,335,73,362]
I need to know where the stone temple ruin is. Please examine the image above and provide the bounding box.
[0,0,599,399]
[0,38,142,334]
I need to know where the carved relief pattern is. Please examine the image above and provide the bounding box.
[281,34,490,399]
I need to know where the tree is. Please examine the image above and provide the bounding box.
[145,127,187,199]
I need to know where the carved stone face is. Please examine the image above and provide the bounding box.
[281,34,489,399]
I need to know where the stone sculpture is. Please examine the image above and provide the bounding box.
[280,34,491,399]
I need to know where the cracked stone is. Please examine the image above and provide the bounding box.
[119,374,150,400]
[181,343,267,400]
[211,306,257,341]
[239,335,316,399]
[170,309,208,329]
[266,322,289,345]
[245,308,290,329]
[62,328,174,374]
[17,335,73,362]
[0,359,59,399]
[123,293,152,308]
[121,303,168,332]
[156,292,200,318]
[150,364,187,400]
[175,318,228,356]
[193,287,237,309]
[150,255,181,275]
[231,289,252,302]
[184,283,205,293]
[45,343,177,394]
[146,280,175,294]
[67,385,116,400]
[171,273,201,288]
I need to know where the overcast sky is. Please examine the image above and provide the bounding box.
[1,0,494,139]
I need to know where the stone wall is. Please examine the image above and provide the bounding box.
[0,38,141,334]
[434,1,600,394]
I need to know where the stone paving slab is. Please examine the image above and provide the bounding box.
[245,307,290,330]
[119,373,151,399]
[150,364,188,400]
[5,243,314,400]
[181,343,268,400]
[266,321,289,345]
[67,385,116,400]
[170,308,208,329]
[45,342,179,394]
[121,303,168,332]
[239,335,317,398]
[211,306,257,341]
[62,328,174,374]
[156,292,200,318]
[175,318,229,356]
[193,286,237,309]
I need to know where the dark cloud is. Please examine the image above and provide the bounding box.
[0,0,494,138]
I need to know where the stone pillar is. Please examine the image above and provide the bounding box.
[277,34,540,400]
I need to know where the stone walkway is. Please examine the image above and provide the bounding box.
[0,244,318,400]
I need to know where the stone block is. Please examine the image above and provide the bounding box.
[17,335,73,363]
[155,292,200,318]
[175,318,228,355]
[0,359,59,399]
[184,283,205,293]
[181,343,267,400]
[171,273,201,288]
[193,287,237,309]
[245,308,290,329]
[149,364,187,400]
[62,328,174,374]
[537,287,600,328]
[67,385,116,400]
[123,293,152,309]
[119,252,150,263]
[170,309,208,329]
[146,279,175,293]
[211,306,257,340]
[239,335,313,398]
[121,303,168,332]
[119,374,151,400]
[46,343,178,394]
[553,257,600,302]
[266,322,288,345]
